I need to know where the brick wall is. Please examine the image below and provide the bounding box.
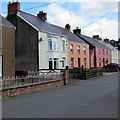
[0,80,64,97]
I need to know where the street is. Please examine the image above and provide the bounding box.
[2,73,118,118]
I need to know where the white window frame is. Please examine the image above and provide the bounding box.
[48,37,58,51]
[77,45,80,54]
[62,40,65,52]
[83,46,86,54]
[70,44,73,53]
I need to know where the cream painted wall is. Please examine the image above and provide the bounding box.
[38,31,68,69]
[111,50,119,64]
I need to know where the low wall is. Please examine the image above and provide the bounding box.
[0,80,64,97]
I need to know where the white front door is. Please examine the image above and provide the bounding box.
[0,56,2,77]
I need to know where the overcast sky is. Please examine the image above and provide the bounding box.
[1,0,119,40]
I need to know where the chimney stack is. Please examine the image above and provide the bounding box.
[73,27,81,35]
[93,35,101,40]
[104,38,109,43]
[37,11,47,21]
[8,1,20,14]
[65,24,71,30]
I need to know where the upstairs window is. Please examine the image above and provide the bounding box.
[83,46,86,54]
[99,49,101,55]
[48,39,52,51]
[53,40,57,51]
[48,38,58,51]
[103,49,105,55]
[106,50,108,55]
[70,44,73,53]
[77,46,80,54]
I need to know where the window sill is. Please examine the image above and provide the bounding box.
[47,50,58,52]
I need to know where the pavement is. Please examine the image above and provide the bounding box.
[2,72,118,118]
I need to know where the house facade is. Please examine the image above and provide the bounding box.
[98,40,119,64]
[53,24,90,68]
[73,28,111,68]
[0,15,15,77]
[7,2,68,75]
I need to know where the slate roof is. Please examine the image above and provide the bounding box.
[0,15,15,28]
[77,34,107,48]
[98,40,118,51]
[51,25,88,45]
[17,11,64,36]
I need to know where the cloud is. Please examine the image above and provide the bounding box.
[80,2,118,16]
[47,3,88,28]
[82,18,118,40]
[43,2,118,40]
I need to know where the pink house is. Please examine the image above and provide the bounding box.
[73,28,111,68]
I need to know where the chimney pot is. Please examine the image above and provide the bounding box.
[73,27,81,35]
[93,35,101,40]
[104,38,109,43]
[37,11,47,21]
[65,24,71,30]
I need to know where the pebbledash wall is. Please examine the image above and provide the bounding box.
[0,70,68,97]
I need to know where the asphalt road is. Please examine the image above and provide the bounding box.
[2,73,118,118]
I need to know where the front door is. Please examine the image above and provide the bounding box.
[49,61,52,70]
[78,58,80,68]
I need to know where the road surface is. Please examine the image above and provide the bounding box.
[2,73,118,118]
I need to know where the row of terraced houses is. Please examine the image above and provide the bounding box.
[0,1,119,77]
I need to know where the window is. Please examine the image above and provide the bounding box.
[83,46,86,54]
[48,39,52,51]
[48,38,58,51]
[70,44,73,53]
[99,58,101,67]
[84,58,87,68]
[54,58,58,69]
[71,58,74,67]
[77,46,80,54]
[99,49,101,55]
[106,50,108,55]
[53,40,57,51]
[62,40,65,51]
[103,49,105,55]
[49,58,58,69]
[103,58,105,66]
[106,58,108,64]
[62,57,65,68]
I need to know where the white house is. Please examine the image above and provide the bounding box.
[38,30,68,69]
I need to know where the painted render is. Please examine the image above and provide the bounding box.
[38,31,68,69]
[0,16,15,77]
[98,40,119,64]
[68,42,90,68]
